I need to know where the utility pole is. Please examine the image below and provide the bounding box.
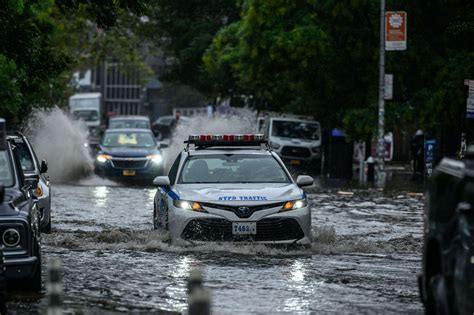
[377,0,386,188]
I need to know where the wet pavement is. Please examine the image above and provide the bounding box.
[6,178,424,314]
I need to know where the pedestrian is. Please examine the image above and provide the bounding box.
[410,129,424,179]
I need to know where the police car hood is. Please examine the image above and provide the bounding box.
[174,183,304,203]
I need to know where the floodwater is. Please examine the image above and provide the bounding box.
[5,178,424,314]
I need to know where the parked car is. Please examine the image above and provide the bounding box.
[7,132,51,232]
[418,156,474,314]
[0,119,42,291]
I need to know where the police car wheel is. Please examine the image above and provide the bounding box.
[429,275,453,315]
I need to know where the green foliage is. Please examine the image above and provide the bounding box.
[0,0,150,126]
[143,0,240,94]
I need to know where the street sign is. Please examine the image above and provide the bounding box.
[384,74,393,100]
[386,11,407,51]
[469,80,474,96]
[425,139,436,178]
[467,97,474,119]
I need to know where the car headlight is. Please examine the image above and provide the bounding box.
[2,228,21,247]
[96,154,112,163]
[35,184,43,197]
[271,142,281,150]
[173,200,205,212]
[147,154,163,164]
[280,199,308,212]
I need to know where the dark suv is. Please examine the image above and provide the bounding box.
[0,119,42,291]
[419,156,474,314]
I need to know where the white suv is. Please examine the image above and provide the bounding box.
[265,117,322,169]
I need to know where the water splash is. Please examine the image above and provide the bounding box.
[163,108,257,170]
[23,106,93,182]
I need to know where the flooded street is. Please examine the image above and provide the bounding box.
[7,179,424,313]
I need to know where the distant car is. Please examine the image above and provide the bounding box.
[0,119,42,291]
[153,134,313,245]
[108,115,151,130]
[7,132,51,232]
[94,128,165,183]
[264,117,322,171]
[152,115,191,140]
[418,157,474,314]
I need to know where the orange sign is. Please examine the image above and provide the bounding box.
[385,11,407,51]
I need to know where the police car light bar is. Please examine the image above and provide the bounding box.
[185,134,267,147]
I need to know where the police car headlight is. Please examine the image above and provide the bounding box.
[280,199,308,212]
[2,228,21,247]
[173,200,204,212]
[147,154,163,164]
[96,154,112,163]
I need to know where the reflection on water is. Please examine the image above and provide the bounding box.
[290,260,306,282]
[94,186,109,208]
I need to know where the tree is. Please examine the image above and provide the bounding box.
[142,0,240,94]
[0,0,149,126]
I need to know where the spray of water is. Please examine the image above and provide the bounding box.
[163,108,258,170]
[23,106,93,182]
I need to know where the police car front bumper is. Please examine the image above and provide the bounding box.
[168,204,311,245]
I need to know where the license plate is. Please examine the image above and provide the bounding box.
[123,170,136,176]
[232,222,257,235]
[290,159,301,165]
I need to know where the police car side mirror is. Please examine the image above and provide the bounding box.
[159,142,169,149]
[153,176,170,187]
[0,185,4,203]
[40,160,48,174]
[296,175,313,187]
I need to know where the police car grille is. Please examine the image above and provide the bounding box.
[182,219,232,241]
[200,202,284,218]
[281,146,311,158]
[256,218,304,241]
[182,218,304,242]
[111,159,147,169]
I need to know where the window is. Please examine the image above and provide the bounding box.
[109,120,150,129]
[179,154,290,184]
[101,131,156,148]
[271,120,320,140]
[16,142,35,172]
[0,151,14,186]
[168,155,181,185]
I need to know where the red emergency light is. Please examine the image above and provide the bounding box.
[186,134,267,147]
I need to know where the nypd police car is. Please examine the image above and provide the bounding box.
[153,134,313,244]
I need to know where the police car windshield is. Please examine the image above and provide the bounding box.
[272,120,320,140]
[101,132,156,148]
[0,151,14,187]
[179,154,290,184]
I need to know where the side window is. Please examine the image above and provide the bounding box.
[16,142,35,172]
[168,155,181,185]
